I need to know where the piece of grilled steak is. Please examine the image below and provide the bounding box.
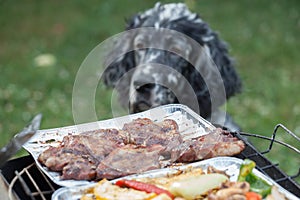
[122,118,180,147]
[177,128,245,162]
[122,118,183,160]
[38,118,245,181]
[38,128,124,180]
[96,144,166,179]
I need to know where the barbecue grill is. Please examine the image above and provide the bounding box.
[1,123,299,200]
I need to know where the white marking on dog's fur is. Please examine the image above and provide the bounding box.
[202,35,214,42]
[141,3,203,25]
[129,81,137,103]
[151,72,160,82]
[153,84,164,102]
[204,44,211,56]
[142,65,152,74]
[167,73,178,84]
[147,51,161,62]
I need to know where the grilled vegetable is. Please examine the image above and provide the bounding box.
[168,173,228,200]
[238,159,256,182]
[92,179,156,200]
[115,179,174,199]
[245,191,262,200]
[238,159,272,197]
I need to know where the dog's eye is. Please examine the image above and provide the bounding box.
[170,46,182,54]
[135,42,145,49]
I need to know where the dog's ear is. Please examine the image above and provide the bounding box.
[204,32,242,99]
[125,14,143,30]
[103,14,144,87]
[103,52,135,87]
[175,18,241,118]
[102,33,135,87]
[182,19,242,100]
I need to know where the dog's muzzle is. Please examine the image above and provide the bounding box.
[128,47,188,113]
[131,81,156,112]
[129,65,178,113]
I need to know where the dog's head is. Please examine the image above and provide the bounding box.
[103,3,241,118]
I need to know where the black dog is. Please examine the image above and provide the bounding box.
[103,3,242,131]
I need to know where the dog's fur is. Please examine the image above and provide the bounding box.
[102,3,242,131]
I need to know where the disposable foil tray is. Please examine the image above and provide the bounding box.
[23,104,215,187]
[51,157,299,200]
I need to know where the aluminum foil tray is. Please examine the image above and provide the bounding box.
[51,157,299,200]
[23,104,215,187]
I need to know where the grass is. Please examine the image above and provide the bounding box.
[0,0,299,183]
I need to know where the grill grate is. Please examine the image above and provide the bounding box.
[10,163,56,200]
[0,124,299,199]
[0,156,60,200]
[234,124,300,197]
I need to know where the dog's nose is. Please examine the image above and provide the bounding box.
[133,76,156,91]
[134,82,156,93]
[131,101,151,113]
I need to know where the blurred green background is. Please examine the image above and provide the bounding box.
[0,0,299,182]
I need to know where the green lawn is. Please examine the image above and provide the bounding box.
[0,0,299,182]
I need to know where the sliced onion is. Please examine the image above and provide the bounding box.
[168,173,228,200]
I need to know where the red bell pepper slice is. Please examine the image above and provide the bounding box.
[115,179,174,199]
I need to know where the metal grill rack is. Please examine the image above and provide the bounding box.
[0,156,60,200]
[234,124,300,197]
[0,124,299,199]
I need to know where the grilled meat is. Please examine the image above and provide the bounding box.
[177,129,245,162]
[61,157,97,180]
[38,129,124,180]
[96,144,166,179]
[38,118,245,181]
[122,118,182,147]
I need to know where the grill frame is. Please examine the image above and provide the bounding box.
[1,123,299,199]
[0,155,60,200]
[234,124,300,197]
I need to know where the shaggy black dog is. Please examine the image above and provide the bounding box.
[102,3,242,131]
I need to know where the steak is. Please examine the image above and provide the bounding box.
[96,144,166,179]
[38,118,245,181]
[38,128,124,180]
[122,118,182,158]
[177,128,245,162]
[61,156,97,180]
